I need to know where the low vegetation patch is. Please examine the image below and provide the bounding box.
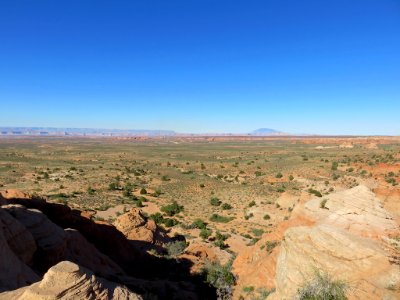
[297,270,348,300]
[160,201,184,216]
[202,259,236,300]
[308,188,322,197]
[209,214,234,223]
[210,197,222,206]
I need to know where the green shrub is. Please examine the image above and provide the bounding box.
[202,260,236,300]
[308,189,322,197]
[248,200,256,207]
[191,218,207,229]
[263,214,271,220]
[251,228,264,237]
[161,175,170,181]
[140,188,147,194]
[244,213,254,220]
[265,240,279,253]
[275,172,283,178]
[87,186,96,195]
[242,286,254,293]
[150,213,178,227]
[320,199,328,209]
[209,214,234,223]
[297,271,348,300]
[165,240,187,257]
[108,182,118,190]
[210,197,222,206]
[221,203,232,210]
[200,228,212,240]
[331,161,338,171]
[163,218,179,227]
[277,187,286,193]
[149,212,164,224]
[161,201,183,216]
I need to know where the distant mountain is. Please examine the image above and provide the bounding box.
[250,128,286,136]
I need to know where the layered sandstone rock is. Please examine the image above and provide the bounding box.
[0,261,142,300]
[233,185,400,299]
[270,224,400,300]
[301,185,398,239]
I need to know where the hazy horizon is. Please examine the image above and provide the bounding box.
[1,1,399,135]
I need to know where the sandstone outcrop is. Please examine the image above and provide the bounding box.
[1,261,142,300]
[0,220,39,292]
[3,204,67,271]
[0,208,36,264]
[114,208,158,244]
[270,224,400,300]
[301,185,398,239]
[0,191,216,299]
[233,185,400,299]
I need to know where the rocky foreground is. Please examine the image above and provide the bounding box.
[0,186,399,300]
[234,185,400,299]
[0,190,215,300]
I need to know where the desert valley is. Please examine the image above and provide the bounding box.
[0,136,399,299]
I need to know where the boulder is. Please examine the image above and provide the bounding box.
[114,208,157,244]
[0,261,142,300]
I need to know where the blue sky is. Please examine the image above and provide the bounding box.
[0,0,399,135]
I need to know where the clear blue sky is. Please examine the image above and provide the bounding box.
[0,0,399,135]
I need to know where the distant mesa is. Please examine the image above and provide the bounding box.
[250,128,286,136]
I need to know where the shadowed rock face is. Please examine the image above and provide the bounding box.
[0,192,216,300]
[0,208,36,264]
[0,217,40,292]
